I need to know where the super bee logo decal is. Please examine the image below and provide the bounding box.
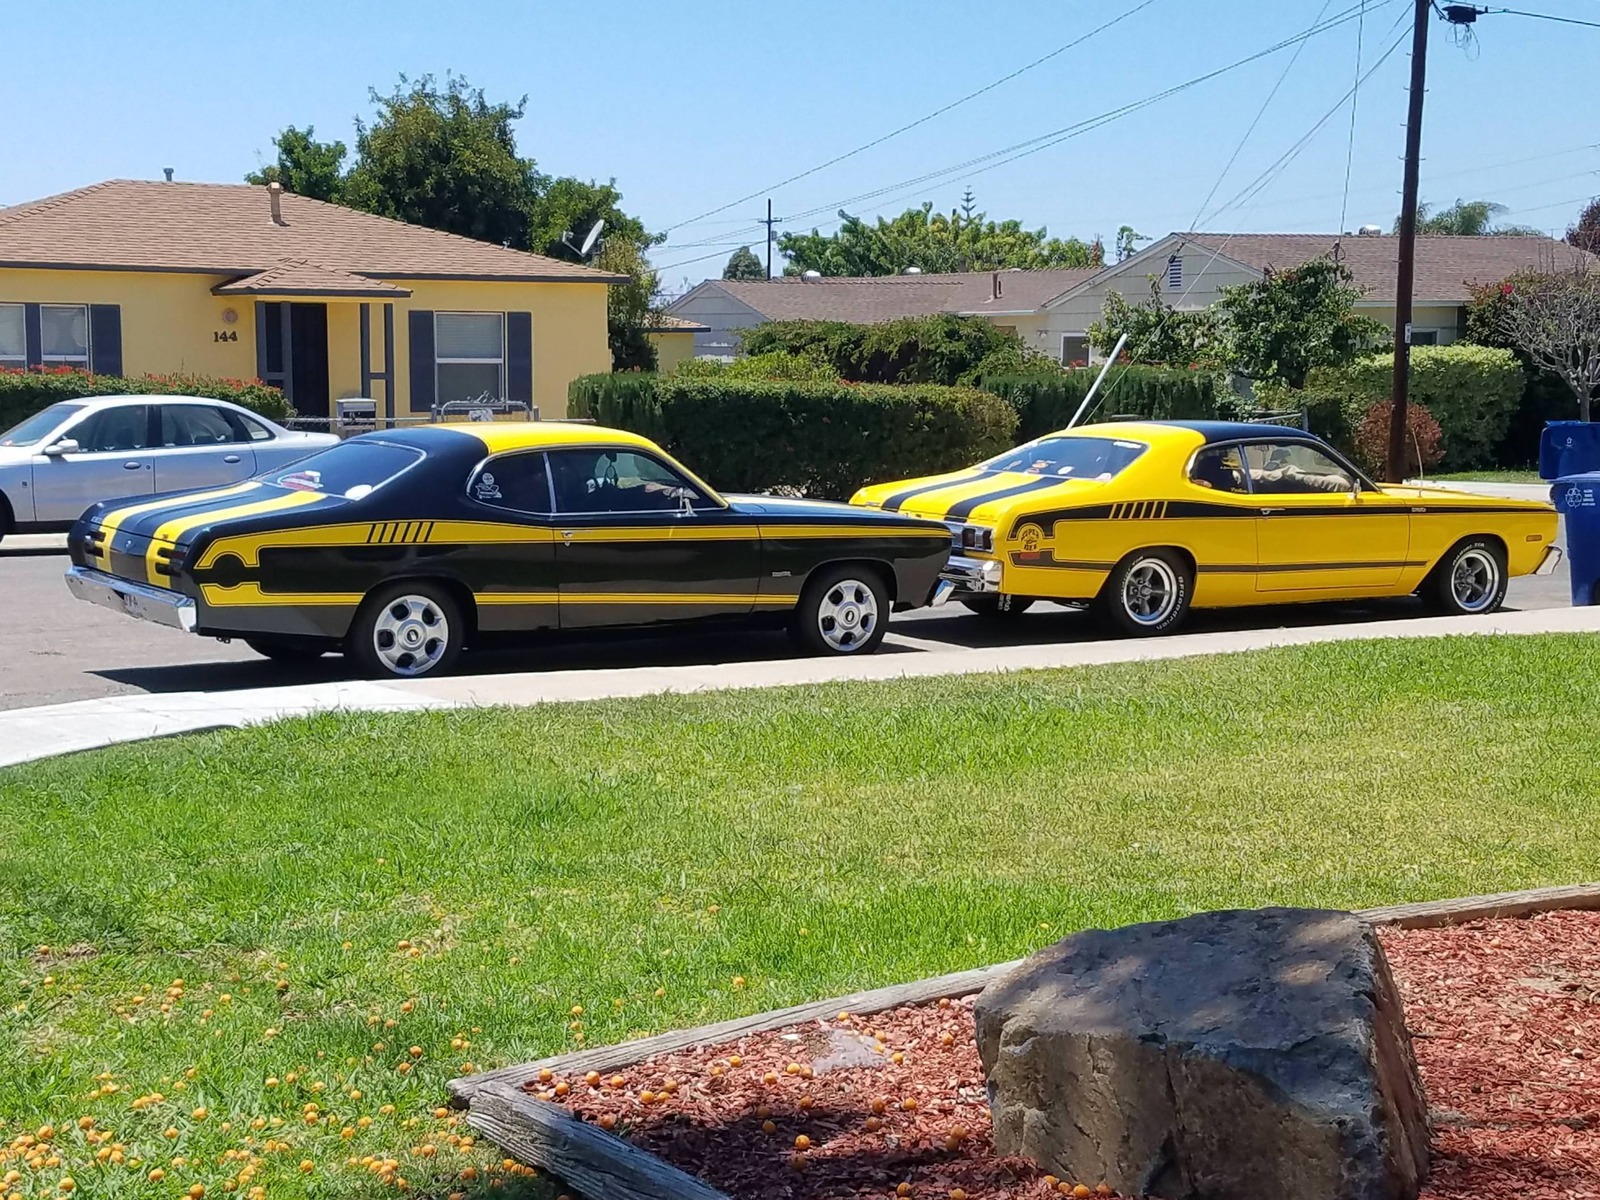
[1016,522,1045,553]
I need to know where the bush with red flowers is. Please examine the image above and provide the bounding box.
[0,366,290,429]
[1353,399,1445,478]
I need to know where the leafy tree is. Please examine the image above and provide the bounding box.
[1394,199,1541,237]
[340,74,540,249]
[1114,225,1148,263]
[1086,280,1224,367]
[740,314,1035,386]
[594,237,660,372]
[722,246,765,280]
[777,203,1103,276]
[1568,197,1600,253]
[1496,258,1600,422]
[1218,258,1388,389]
[527,176,654,263]
[245,126,347,202]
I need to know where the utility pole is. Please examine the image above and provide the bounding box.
[1386,0,1432,483]
[759,198,779,280]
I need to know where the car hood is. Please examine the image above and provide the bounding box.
[851,470,1108,524]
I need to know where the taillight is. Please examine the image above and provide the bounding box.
[959,525,995,552]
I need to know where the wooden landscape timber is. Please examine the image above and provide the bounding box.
[453,881,1600,1200]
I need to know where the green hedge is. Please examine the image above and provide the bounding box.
[983,367,1228,441]
[1301,345,1523,470]
[739,314,1030,386]
[568,373,1017,499]
[0,367,292,429]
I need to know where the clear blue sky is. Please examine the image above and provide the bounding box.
[3,0,1596,293]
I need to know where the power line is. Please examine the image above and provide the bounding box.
[1484,6,1600,28]
[1338,1,1368,236]
[659,0,1162,235]
[654,0,1393,274]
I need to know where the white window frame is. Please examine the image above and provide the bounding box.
[0,303,27,369]
[434,311,505,403]
[40,303,91,369]
[1060,334,1091,367]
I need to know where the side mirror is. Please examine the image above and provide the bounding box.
[43,438,80,457]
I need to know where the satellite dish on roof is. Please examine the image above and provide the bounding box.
[1358,224,1383,237]
[802,270,822,279]
[561,219,606,260]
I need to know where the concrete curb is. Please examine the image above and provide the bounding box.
[3,606,1597,770]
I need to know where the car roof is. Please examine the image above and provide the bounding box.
[377,421,663,455]
[50,394,255,410]
[1061,420,1325,446]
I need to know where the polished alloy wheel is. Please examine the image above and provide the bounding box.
[1450,548,1500,613]
[816,578,879,652]
[1121,557,1180,627]
[371,594,450,676]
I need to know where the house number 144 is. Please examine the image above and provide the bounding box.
[213,330,239,342]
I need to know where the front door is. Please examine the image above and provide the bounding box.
[258,302,330,419]
[546,447,762,629]
[1241,441,1411,592]
[32,403,155,523]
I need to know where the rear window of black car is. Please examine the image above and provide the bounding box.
[980,435,1147,481]
[269,441,423,500]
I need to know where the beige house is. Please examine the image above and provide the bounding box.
[666,233,1592,366]
[0,179,622,420]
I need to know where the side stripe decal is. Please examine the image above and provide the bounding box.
[943,476,1064,520]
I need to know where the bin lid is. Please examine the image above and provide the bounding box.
[1553,471,1600,483]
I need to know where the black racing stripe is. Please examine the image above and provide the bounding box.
[1198,560,1430,574]
[880,474,982,513]
[943,476,1065,520]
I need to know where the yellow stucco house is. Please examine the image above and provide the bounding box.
[0,179,622,420]
[643,312,709,374]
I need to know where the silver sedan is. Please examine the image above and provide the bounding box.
[0,395,338,542]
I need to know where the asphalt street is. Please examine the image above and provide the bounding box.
[0,526,1572,712]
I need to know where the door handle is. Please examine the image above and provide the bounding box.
[223,454,241,464]
[559,530,574,541]
[1259,507,1284,516]
[124,461,143,470]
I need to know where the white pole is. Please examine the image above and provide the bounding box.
[1067,332,1128,429]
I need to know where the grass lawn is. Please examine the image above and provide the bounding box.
[1430,469,1544,484]
[4,633,1600,1198]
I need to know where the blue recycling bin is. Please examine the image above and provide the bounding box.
[1540,421,1600,480]
[1552,472,1600,605]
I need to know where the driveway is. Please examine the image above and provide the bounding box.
[1,512,1574,712]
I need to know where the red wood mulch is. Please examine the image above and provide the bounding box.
[528,910,1600,1199]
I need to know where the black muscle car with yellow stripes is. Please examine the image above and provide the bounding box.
[65,424,952,677]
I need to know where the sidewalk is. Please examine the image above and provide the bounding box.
[4,605,1598,770]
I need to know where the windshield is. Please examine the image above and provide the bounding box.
[0,403,85,448]
[268,441,422,500]
[980,435,1148,482]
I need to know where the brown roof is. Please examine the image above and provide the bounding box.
[644,312,710,333]
[212,258,412,298]
[0,180,625,284]
[701,267,1101,324]
[1179,232,1595,305]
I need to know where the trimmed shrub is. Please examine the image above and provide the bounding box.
[568,373,1017,499]
[740,314,1032,386]
[675,350,839,383]
[0,366,291,429]
[1352,400,1445,478]
[1301,345,1523,471]
[984,366,1228,441]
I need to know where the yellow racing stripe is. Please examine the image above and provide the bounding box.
[146,490,323,584]
[93,481,261,571]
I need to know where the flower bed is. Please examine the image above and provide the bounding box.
[523,911,1600,1200]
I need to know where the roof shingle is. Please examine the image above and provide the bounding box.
[696,267,1101,324]
[0,180,624,283]
[211,258,412,298]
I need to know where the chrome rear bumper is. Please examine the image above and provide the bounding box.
[930,555,1003,606]
[1534,545,1564,576]
[65,565,197,632]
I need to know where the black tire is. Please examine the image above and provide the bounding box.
[961,595,1035,619]
[349,582,465,678]
[790,565,891,656]
[1422,537,1508,616]
[1097,548,1193,637]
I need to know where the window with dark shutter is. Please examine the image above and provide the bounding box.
[90,305,122,376]
[408,310,435,412]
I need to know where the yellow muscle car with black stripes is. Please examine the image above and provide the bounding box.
[65,423,952,676]
[852,420,1561,636]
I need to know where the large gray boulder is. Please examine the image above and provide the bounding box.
[974,908,1429,1200]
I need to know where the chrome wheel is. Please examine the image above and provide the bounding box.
[816,578,879,652]
[371,594,450,676]
[1122,557,1180,627]
[1450,548,1500,613]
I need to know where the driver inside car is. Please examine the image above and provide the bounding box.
[1249,449,1352,494]
[556,451,695,512]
